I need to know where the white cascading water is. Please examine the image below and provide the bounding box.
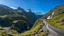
[47,12,54,19]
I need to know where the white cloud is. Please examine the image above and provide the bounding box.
[11,7,17,9]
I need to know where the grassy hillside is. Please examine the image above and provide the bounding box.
[0,4,49,36]
[20,19,48,36]
[0,5,15,15]
[0,14,32,33]
[47,5,64,29]
[0,19,48,36]
[0,4,38,36]
[0,5,37,25]
[42,5,64,19]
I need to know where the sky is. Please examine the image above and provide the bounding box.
[0,0,64,14]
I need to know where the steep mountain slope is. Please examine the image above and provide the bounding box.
[25,9,37,24]
[0,14,32,33]
[17,7,37,24]
[0,4,15,15]
[0,4,38,33]
[45,5,64,29]
[18,5,64,36]
[42,5,64,19]
[20,19,48,36]
[0,4,37,24]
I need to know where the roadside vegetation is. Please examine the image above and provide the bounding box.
[47,13,64,29]
[44,5,64,29]
[38,32,48,36]
[20,19,48,36]
[0,15,48,36]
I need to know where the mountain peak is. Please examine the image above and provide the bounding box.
[17,7,25,12]
[26,9,32,12]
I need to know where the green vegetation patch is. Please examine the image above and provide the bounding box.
[20,20,48,36]
[38,32,48,36]
[47,13,64,29]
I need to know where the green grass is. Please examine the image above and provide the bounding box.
[0,16,48,36]
[0,15,8,18]
[20,23,44,36]
[0,30,10,36]
[19,20,48,36]
[13,20,20,23]
[47,13,64,29]
[0,29,19,36]
[38,32,48,36]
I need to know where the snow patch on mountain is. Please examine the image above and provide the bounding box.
[11,7,17,9]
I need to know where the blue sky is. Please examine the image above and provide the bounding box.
[0,0,64,14]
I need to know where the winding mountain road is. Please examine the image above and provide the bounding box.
[32,19,64,36]
[43,19,64,36]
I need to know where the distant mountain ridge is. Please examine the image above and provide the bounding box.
[0,4,38,33]
[0,4,38,23]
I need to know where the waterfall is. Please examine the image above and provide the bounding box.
[47,12,54,19]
